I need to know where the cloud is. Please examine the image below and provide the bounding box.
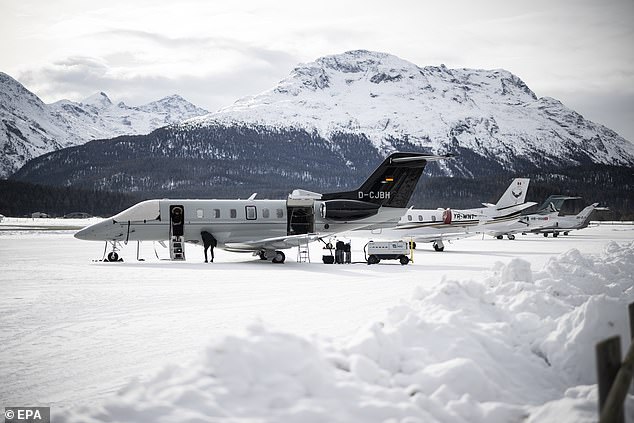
[96,29,300,68]
[16,42,300,112]
[5,0,634,141]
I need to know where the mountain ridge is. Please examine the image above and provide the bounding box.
[0,72,209,177]
[185,50,634,174]
[9,50,634,216]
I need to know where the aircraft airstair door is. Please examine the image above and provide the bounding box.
[169,236,185,260]
[169,204,186,260]
[286,198,315,235]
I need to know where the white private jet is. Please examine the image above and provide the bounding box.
[483,204,560,239]
[485,196,602,239]
[75,152,451,263]
[532,202,600,237]
[361,178,536,251]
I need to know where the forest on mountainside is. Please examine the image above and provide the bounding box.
[0,180,138,217]
[2,164,632,220]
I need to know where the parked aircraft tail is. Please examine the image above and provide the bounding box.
[575,203,599,228]
[536,195,581,213]
[494,178,530,209]
[321,152,453,208]
[537,202,559,214]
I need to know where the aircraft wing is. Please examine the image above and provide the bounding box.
[352,214,407,231]
[407,231,479,243]
[383,223,481,243]
[223,233,326,252]
[479,217,527,237]
[486,211,559,236]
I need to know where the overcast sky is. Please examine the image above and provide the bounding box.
[1,0,633,141]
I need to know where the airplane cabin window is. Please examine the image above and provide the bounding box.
[431,215,436,222]
[408,215,413,221]
[230,209,237,218]
[418,215,423,221]
[213,209,220,218]
[197,209,204,219]
[246,206,257,220]
[262,208,270,218]
[276,209,284,218]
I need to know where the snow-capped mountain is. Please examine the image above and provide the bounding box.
[11,50,634,212]
[0,72,208,177]
[187,50,634,175]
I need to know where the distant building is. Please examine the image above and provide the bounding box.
[31,212,50,218]
[63,212,92,219]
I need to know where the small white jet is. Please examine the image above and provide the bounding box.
[531,202,600,237]
[75,152,450,263]
[484,204,560,239]
[485,196,601,239]
[362,178,535,251]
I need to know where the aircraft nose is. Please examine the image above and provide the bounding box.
[74,219,109,240]
[74,225,94,240]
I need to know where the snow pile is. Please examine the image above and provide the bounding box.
[0,216,103,234]
[58,242,634,423]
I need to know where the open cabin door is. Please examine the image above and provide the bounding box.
[286,198,315,235]
[169,204,185,260]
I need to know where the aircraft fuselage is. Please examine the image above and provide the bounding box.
[75,198,405,252]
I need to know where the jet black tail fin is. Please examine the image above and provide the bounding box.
[536,195,582,213]
[322,152,453,208]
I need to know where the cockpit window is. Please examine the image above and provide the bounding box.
[112,200,161,222]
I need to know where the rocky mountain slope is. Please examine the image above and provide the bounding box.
[186,50,634,175]
[11,51,634,207]
[0,72,208,177]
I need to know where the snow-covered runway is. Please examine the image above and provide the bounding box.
[0,222,633,422]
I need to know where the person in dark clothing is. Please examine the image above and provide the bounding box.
[201,231,217,263]
[344,242,351,264]
[335,240,345,264]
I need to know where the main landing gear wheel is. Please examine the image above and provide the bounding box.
[433,242,445,252]
[553,232,559,238]
[258,251,267,260]
[507,234,516,240]
[106,251,119,262]
[564,232,570,236]
[399,255,410,265]
[544,233,549,237]
[272,251,286,264]
[496,235,504,240]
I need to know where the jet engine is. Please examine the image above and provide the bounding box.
[320,200,380,221]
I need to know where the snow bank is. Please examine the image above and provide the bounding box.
[58,242,634,423]
[0,216,102,230]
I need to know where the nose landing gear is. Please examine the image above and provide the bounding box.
[102,241,123,262]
